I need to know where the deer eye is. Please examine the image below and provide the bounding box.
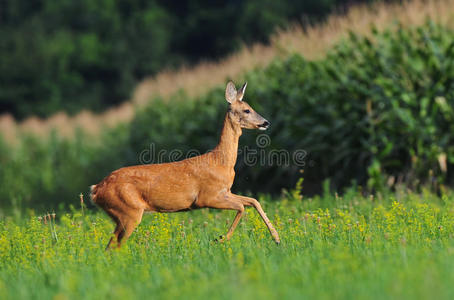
[243,109,250,114]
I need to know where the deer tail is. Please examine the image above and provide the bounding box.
[89,184,98,205]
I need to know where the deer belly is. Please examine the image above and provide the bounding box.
[143,183,199,212]
[136,163,203,212]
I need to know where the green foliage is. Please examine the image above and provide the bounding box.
[128,21,454,194]
[1,190,454,299]
[323,22,454,190]
[1,22,454,211]
[239,21,454,193]
[0,0,353,119]
[0,129,130,212]
[0,0,174,117]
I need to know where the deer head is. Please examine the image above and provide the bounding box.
[225,81,270,130]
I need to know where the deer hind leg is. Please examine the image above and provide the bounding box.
[104,208,122,250]
[104,206,144,250]
[114,185,148,248]
[116,208,144,248]
[233,194,280,244]
[105,222,121,250]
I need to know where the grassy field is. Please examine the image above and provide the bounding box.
[1,186,454,300]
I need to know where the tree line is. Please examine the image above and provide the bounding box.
[0,0,374,119]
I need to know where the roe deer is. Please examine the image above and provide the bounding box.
[90,81,280,249]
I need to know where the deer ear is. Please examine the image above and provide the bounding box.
[225,81,237,104]
[237,82,247,101]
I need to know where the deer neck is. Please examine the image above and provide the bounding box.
[213,112,242,168]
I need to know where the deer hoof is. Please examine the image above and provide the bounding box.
[214,235,225,243]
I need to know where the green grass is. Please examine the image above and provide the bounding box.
[1,187,454,299]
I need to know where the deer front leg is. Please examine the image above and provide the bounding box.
[231,194,280,244]
[201,193,245,242]
[225,209,244,241]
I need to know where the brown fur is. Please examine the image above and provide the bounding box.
[91,81,280,249]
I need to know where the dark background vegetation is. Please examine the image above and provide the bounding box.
[0,0,377,119]
[1,22,454,211]
[1,0,454,213]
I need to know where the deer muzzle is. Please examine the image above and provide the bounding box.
[258,120,270,130]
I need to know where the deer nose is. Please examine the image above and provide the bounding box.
[258,120,270,130]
